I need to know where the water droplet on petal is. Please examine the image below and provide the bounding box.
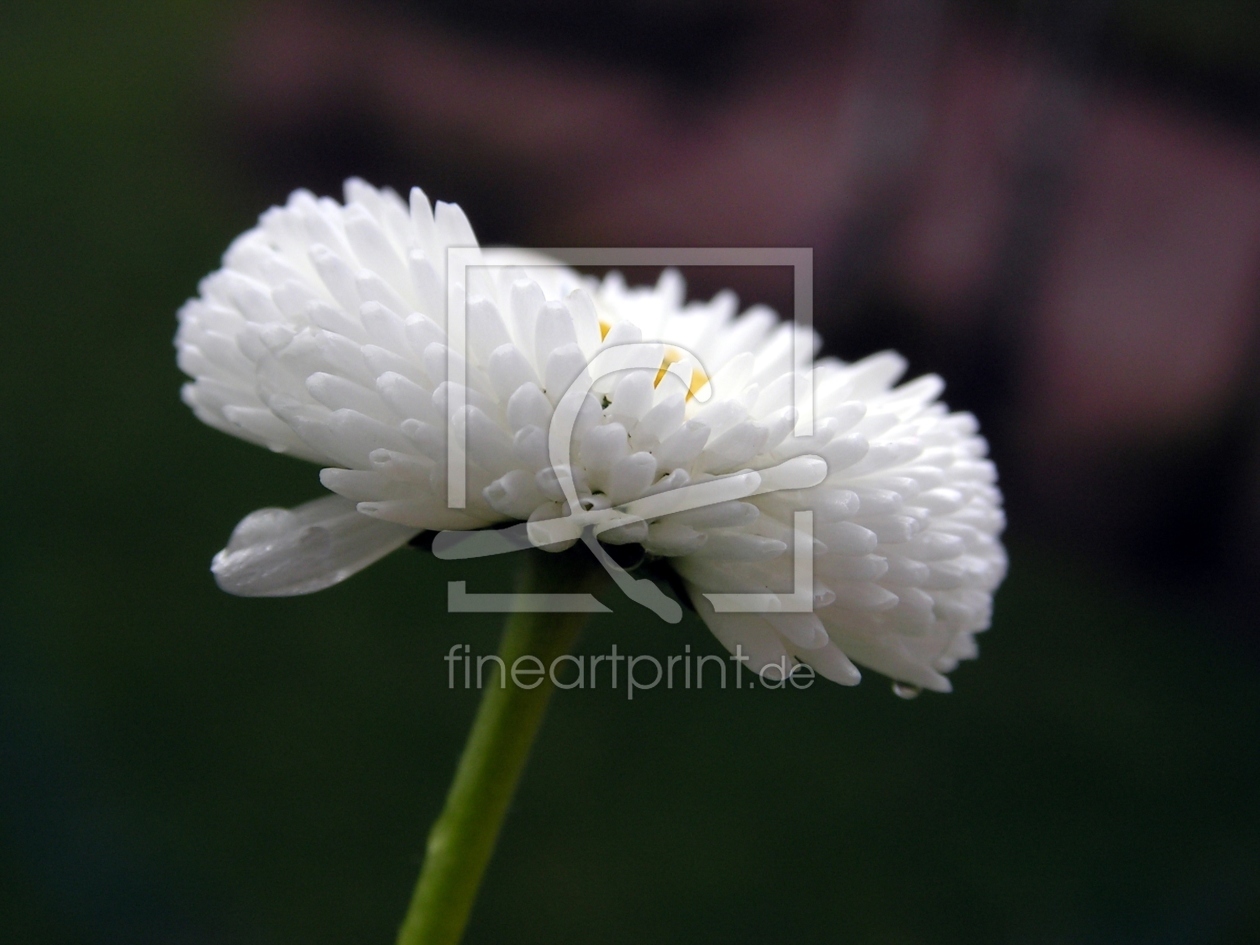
[892,682,921,700]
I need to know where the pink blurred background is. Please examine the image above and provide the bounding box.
[220,0,1260,604]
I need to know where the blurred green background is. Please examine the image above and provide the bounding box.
[4,2,1260,943]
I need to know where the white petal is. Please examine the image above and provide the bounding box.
[654,420,709,471]
[467,297,513,368]
[211,495,418,597]
[487,344,539,402]
[579,422,630,485]
[505,382,552,432]
[484,468,546,518]
[606,451,658,505]
[535,300,578,368]
[543,343,591,405]
[632,393,685,451]
[610,370,656,426]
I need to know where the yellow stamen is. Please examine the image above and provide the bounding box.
[654,348,708,401]
[598,318,612,340]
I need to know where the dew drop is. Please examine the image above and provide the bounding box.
[892,682,921,700]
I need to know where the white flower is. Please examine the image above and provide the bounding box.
[177,180,1007,693]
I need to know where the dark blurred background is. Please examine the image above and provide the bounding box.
[4,1,1260,942]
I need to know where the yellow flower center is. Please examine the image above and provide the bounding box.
[598,319,707,400]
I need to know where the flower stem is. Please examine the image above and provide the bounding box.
[395,554,595,945]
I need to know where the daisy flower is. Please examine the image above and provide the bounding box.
[177,179,1006,694]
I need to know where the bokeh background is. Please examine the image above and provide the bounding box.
[5,1,1260,942]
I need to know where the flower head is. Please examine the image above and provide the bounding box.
[177,180,1006,693]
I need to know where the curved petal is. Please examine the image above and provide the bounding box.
[211,494,418,597]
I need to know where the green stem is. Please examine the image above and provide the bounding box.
[396,553,596,945]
